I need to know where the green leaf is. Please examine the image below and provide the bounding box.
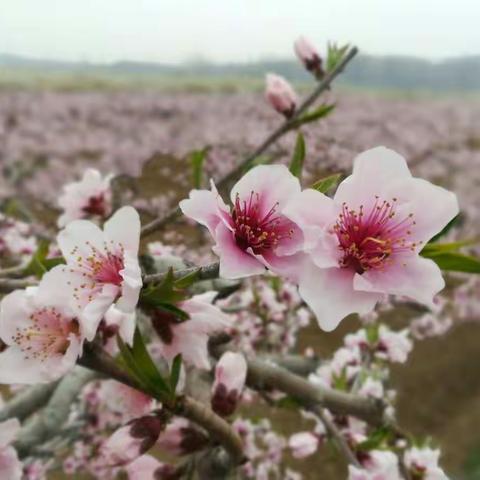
[326,42,350,72]
[290,104,335,129]
[118,329,171,398]
[24,240,65,279]
[356,427,391,451]
[170,354,182,394]
[190,148,208,189]
[311,173,342,194]
[156,302,190,322]
[289,132,306,179]
[174,269,200,289]
[421,251,480,274]
[141,268,187,307]
[421,239,478,256]
[275,396,303,410]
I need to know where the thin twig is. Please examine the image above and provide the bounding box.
[140,47,358,237]
[313,406,360,467]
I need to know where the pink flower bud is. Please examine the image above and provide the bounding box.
[294,36,324,78]
[288,431,319,459]
[265,74,298,118]
[156,418,209,456]
[211,352,247,417]
[102,413,166,466]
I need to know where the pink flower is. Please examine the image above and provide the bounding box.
[53,206,142,341]
[284,147,459,331]
[125,455,177,480]
[294,36,323,77]
[58,168,113,227]
[0,419,22,480]
[349,450,401,480]
[211,352,247,416]
[265,74,298,118]
[377,326,412,363]
[102,414,166,467]
[288,431,319,459]
[404,447,448,480]
[180,164,305,280]
[0,276,83,384]
[156,417,208,456]
[151,292,232,369]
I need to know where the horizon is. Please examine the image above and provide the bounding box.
[1,1,479,64]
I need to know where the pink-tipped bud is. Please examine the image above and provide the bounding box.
[294,36,324,79]
[102,413,166,466]
[211,352,247,417]
[265,74,298,118]
[156,417,209,456]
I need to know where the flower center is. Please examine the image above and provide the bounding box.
[82,194,107,217]
[73,241,125,286]
[332,197,419,274]
[231,191,294,254]
[12,307,79,361]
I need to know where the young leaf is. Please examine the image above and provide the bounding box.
[24,240,65,279]
[190,148,208,189]
[141,268,187,307]
[289,132,306,179]
[290,104,335,129]
[156,303,190,322]
[170,354,182,394]
[326,42,350,72]
[117,329,170,398]
[174,269,200,289]
[421,251,480,274]
[311,173,342,194]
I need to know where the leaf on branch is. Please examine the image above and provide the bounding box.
[311,173,342,194]
[289,132,306,179]
[23,240,64,279]
[174,269,200,289]
[290,104,335,129]
[421,251,480,274]
[117,329,171,399]
[190,148,209,189]
[326,42,350,72]
[356,427,392,451]
[156,302,190,322]
[141,268,187,306]
[169,354,182,395]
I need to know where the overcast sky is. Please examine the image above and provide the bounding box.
[1,0,478,63]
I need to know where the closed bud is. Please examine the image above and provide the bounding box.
[294,36,324,79]
[211,352,247,417]
[265,74,298,118]
[102,413,166,466]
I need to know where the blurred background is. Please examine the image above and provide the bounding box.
[1,1,480,479]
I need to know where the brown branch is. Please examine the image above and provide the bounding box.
[140,47,359,238]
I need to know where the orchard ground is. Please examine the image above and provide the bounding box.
[1,80,480,479]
